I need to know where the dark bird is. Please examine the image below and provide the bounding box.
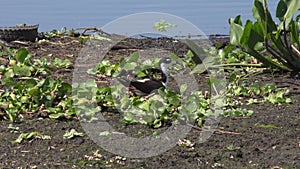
[118,57,172,96]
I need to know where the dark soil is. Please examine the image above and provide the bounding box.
[0,35,300,169]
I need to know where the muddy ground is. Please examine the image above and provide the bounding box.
[0,35,299,169]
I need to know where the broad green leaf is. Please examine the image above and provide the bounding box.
[233,15,242,26]
[59,83,72,94]
[138,100,150,111]
[240,20,253,47]
[4,69,14,77]
[252,0,261,20]
[253,0,277,33]
[127,52,139,63]
[242,21,264,50]
[167,96,180,107]
[191,63,206,74]
[185,39,207,61]
[28,88,40,96]
[276,0,288,20]
[25,78,37,88]
[1,77,15,86]
[191,55,215,74]
[252,21,264,37]
[16,48,30,64]
[229,17,244,46]
[277,0,300,30]
[246,47,291,71]
[123,62,137,70]
[13,65,31,77]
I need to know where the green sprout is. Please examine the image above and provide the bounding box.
[154,19,177,32]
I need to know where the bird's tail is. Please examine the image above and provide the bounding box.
[116,76,131,87]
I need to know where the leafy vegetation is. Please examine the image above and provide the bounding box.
[0,47,74,122]
[83,50,291,127]
[229,0,300,71]
[12,131,51,144]
[0,25,293,128]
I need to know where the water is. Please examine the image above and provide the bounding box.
[0,0,282,36]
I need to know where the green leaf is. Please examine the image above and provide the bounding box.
[16,48,30,64]
[13,65,31,77]
[49,113,64,119]
[4,69,15,78]
[85,79,97,88]
[167,96,181,107]
[185,101,198,113]
[127,52,139,63]
[276,0,288,20]
[241,21,264,50]
[277,0,300,30]
[253,0,277,33]
[229,17,244,45]
[191,56,215,74]
[138,100,150,111]
[28,88,40,96]
[63,129,84,139]
[2,77,15,86]
[59,83,72,95]
[290,20,300,46]
[25,78,37,88]
[12,132,38,144]
[123,62,137,70]
[185,39,208,62]
[180,84,187,93]
[240,20,253,47]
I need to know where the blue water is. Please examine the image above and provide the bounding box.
[0,0,282,35]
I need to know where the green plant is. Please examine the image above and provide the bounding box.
[229,0,300,71]
[63,129,84,139]
[154,19,177,32]
[72,79,102,121]
[185,40,263,75]
[0,77,73,122]
[90,50,292,127]
[53,58,72,68]
[0,48,75,122]
[43,27,72,38]
[87,53,213,127]
[12,131,51,144]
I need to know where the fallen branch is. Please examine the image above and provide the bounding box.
[75,27,111,36]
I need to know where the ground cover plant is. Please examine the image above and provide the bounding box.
[0,46,74,122]
[0,34,299,168]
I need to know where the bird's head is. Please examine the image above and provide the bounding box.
[159,57,172,74]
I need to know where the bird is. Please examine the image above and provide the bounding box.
[117,57,172,96]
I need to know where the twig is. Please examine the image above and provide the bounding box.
[214,129,241,135]
[75,27,111,36]
[185,123,241,135]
